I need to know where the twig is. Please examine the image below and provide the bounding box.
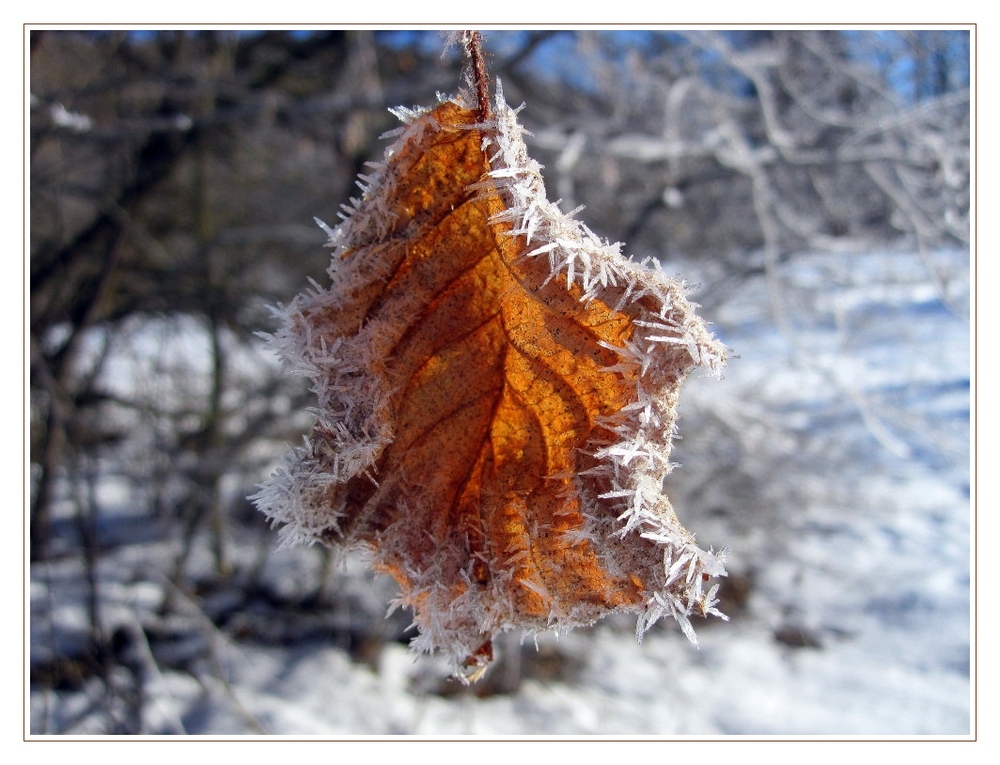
[164,578,269,735]
[119,617,189,734]
[464,30,491,122]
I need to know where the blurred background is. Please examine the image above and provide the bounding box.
[28,28,971,735]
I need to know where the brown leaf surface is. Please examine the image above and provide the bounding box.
[254,89,728,679]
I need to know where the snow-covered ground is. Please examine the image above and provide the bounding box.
[28,247,972,738]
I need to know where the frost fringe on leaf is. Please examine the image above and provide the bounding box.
[476,83,729,639]
[252,84,728,675]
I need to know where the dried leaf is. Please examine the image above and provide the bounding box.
[253,84,728,679]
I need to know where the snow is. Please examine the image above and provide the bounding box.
[28,247,973,739]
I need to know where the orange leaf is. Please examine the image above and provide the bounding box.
[254,85,728,680]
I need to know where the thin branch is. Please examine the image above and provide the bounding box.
[464,30,491,122]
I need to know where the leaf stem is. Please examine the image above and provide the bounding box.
[464,30,491,122]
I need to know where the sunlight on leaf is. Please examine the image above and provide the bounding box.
[253,84,728,680]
